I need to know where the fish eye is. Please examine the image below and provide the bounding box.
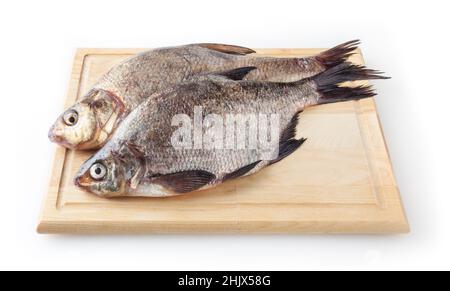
[89,162,107,180]
[63,110,78,126]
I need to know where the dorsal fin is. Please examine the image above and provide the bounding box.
[197,43,256,55]
[214,66,257,81]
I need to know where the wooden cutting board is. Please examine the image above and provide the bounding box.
[38,48,409,234]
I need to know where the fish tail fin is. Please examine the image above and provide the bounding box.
[315,40,360,69]
[311,62,389,104]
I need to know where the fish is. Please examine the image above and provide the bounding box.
[49,40,360,150]
[74,63,388,198]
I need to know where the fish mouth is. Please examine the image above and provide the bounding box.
[48,127,61,143]
[74,178,99,197]
[74,175,92,190]
[48,127,77,149]
[74,180,99,198]
[74,176,117,198]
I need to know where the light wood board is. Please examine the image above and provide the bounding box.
[38,48,409,234]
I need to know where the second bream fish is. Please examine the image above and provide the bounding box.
[49,41,360,150]
[74,63,388,198]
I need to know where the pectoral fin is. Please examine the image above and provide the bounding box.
[152,170,216,194]
[129,166,144,190]
[197,43,256,55]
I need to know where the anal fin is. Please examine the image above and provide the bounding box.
[269,111,307,165]
[280,111,301,142]
[223,160,261,181]
[270,138,307,165]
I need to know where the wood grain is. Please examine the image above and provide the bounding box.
[37,48,409,234]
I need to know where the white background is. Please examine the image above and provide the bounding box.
[0,0,449,270]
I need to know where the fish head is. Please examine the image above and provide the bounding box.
[48,89,124,150]
[74,153,127,197]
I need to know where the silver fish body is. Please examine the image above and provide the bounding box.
[75,63,387,197]
[49,41,360,150]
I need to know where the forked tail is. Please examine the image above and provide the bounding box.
[312,62,390,104]
[316,40,361,69]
